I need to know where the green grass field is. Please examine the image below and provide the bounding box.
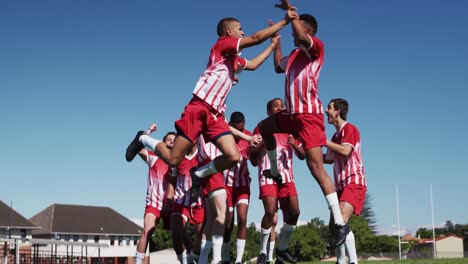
[297,259,468,264]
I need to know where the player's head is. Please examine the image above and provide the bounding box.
[217,17,244,38]
[267,98,284,116]
[229,111,245,131]
[325,98,348,123]
[300,14,318,35]
[163,131,176,149]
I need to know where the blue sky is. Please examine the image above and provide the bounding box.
[1,0,467,236]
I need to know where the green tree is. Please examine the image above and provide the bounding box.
[289,220,327,261]
[348,214,374,252]
[243,223,261,261]
[150,225,173,251]
[360,191,377,234]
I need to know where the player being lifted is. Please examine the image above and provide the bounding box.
[126,6,298,204]
[258,0,350,247]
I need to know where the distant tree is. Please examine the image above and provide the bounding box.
[151,225,173,251]
[360,191,377,234]
[454,223,468,238]
[307,217,329,242]
[368,235,399,253]
[289,222,326,261]
[348,214,374,252]
[445,220,455,234]
[415,228,433,239]
[243,223,261,261]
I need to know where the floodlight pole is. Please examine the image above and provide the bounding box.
[430,184,437,259]
[395,184,401,260]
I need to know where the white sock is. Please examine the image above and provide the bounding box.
[235,239,246,263]
[212,235,224,263]
[139,135,161,151]
[222,241,230,262]
[336,244,346,264]
[177,250,188,264]
[267,241,275,261]
[267,150,279,176]
[325,193,345,225]
[194,161,218,178]
[135,251,145,264]
[345,230,358,263]
[260,227,271,254]
[278,224,295,251]
[199,240,212,264]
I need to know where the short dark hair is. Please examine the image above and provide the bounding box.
[163,131,176,142]
[217,17,239,37]
[266,98,282,114]
[300,14,318,35]
[230,111,245,123]
[330,98,348,121]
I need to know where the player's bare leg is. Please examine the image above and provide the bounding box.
[276,196,300,263]
[257,196,277,263]
[334,202,358,264]
[199,190,227,264]
[171,213,189,264]
[305,147,349,247]
[135,213,159,264]
[234,201,249,263]
[222,207,234,263]
[266,213,278,264]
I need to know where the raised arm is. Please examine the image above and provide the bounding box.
[239,16,289,50]
[229,125,262,146]
[137,123,158,161]
[291,19,312,48]
[248,133,265,167]
[244,35,280,71]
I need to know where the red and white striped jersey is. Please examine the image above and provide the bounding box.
[173,150,204,207]
[279,35,324,114]
[193,36,247,114]
[223,130,252,188]
[328,122,366,191]
[253,128,298,186]
[197,135,222,163]
[145,150,171,210]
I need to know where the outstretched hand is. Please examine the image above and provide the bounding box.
[269,19,280,38]
[271,35,281,46]
[274,0,296,11]
[145,123,158,135]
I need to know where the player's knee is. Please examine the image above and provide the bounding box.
[215,215,226,226]
[264,210,275,221]
[225,151,241,165]
[143,227,154,237]
[237,216,247,227]
[288,208,300,222]
[169,156,183,167]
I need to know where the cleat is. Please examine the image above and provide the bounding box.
[190,167,202,202]
[262,169,283,184]
[273,259,284,264]
[332,223,350,247]
[276,248,297,263]
[256,253,267,264]
[125,131,145,162]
